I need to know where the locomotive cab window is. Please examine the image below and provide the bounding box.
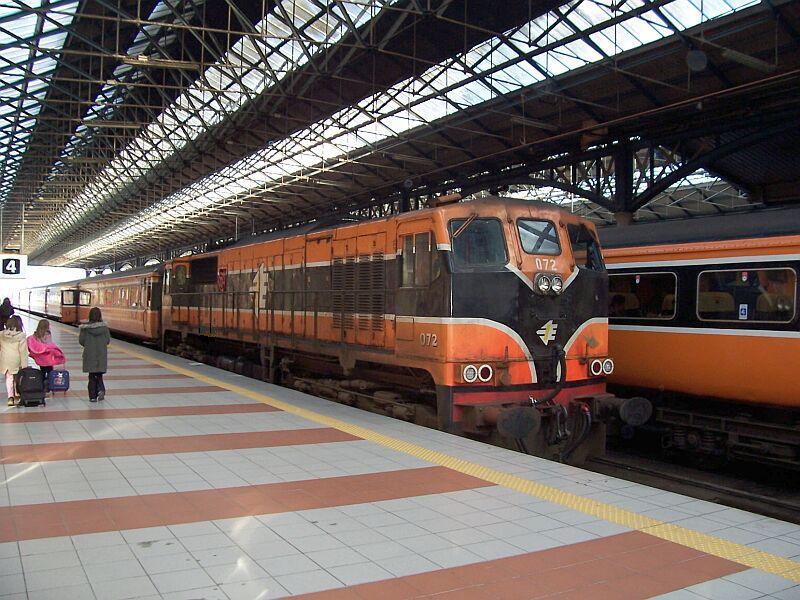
[697,268,796,323]
[61,290,76,305]
[518,219,560,255]
[609,272,677,319]
[568,224,604,271]
[448,218,507,269]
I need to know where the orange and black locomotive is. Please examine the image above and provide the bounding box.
[21,197,649,461]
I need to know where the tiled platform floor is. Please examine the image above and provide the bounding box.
[1,314,798,599]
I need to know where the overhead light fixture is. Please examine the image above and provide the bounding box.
[382,152,431,165]
[81,119,142,129]
[510,116,559,132]
[721,49,776,73]
[121,55,202,71]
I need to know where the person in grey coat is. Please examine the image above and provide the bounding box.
[78,307,111,402]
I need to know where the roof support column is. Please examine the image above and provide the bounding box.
[613,143,634,226]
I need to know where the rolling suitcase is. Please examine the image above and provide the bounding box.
[14,367,46,407]
[48,369,70,395]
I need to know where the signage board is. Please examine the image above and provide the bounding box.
[0,254,27,279]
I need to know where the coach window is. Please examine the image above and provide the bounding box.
[61,290,75,305]
[698,268,796,323]
[609,273,677,319]
[518,220,561,255]
[449,218,507,269]
[79,291,91,306]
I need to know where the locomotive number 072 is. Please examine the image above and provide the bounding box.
[419,333,438,347]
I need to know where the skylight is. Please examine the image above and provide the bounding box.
[57,0,759,264]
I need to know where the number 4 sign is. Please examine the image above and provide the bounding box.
[0,255,26,278]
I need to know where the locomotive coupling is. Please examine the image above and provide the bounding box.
[594,394,653,427]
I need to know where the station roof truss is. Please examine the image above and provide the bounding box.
[0,0,798,268]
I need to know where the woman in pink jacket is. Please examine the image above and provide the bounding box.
[27,319,65,391]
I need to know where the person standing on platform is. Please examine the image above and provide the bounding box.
[79,307,110,402]
[0,298,14,331]
[1,315,28,406]
[27,319,65,392]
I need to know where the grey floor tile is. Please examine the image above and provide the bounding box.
[28,584,96,600]
[326,561,393,586]
[150,568,216,594]
[83,559,147,583]
[723,569,797,594]
[258,553,320,577]
[161,588,228,600]
[220,577,288,600]
[307,547,366,568]
[424,546,483,569]
[373,553,440,577]
[25,565,89,591]
[687,577,764,600]
[276,569,343,594]
[90,575,159,600]
[204,558,268,585]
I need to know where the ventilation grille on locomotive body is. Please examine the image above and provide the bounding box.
[332,253,385,334]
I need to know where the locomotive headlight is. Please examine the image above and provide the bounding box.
[477,364,493,383]
[551,275,563,294]
[463,364,479,383]
[602,358,614,375]
[535,273,551,294]
[590,359,603,377]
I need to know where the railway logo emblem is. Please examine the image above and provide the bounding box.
[537,320,558,346]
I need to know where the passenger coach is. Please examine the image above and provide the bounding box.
[601,208,800,468]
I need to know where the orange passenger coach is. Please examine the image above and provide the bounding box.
[601,208,800,467]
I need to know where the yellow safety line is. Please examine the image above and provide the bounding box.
[97,338,800,583]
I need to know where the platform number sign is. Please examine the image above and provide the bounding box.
[0,254,26,279]
[2,258,19,275]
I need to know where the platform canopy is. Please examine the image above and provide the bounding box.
[0,0,798,267]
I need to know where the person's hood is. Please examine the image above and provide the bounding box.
[0,329,25,341]
[80,321,109,335]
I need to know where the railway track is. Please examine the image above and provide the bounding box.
[586,451,800,524]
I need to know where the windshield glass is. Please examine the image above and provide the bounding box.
[518,219,560,255]
[449,218,507,268]
[568,224,604,271]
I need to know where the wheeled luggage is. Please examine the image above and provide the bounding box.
[48,369,70,394]
[14,367,46,407]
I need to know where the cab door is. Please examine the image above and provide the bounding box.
[395,218,435,342]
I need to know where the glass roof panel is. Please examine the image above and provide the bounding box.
[37,0,401,250]
[57,0,761,263]
[0,0,78,206]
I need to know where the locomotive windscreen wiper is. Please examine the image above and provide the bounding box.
[451,212,477,239]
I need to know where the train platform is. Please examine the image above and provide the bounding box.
[1,315,799,600]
